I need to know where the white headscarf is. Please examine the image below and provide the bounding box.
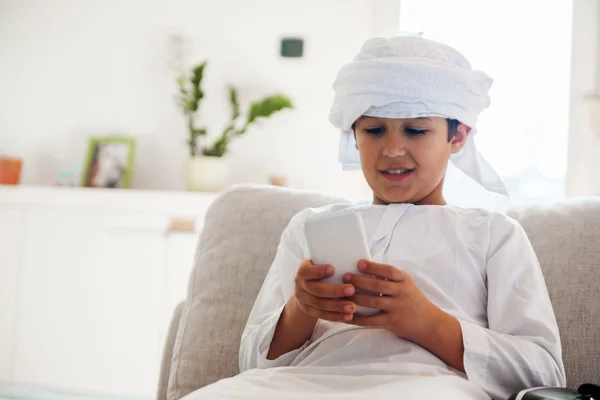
[329,35,510,212]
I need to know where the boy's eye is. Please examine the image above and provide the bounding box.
[364,127,385,136]
[405,128,427,136]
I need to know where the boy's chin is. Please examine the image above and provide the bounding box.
[372,188,416,205]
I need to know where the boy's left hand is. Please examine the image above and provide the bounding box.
[343,260,442,345]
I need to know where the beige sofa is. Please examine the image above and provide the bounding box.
[157,184,600,400]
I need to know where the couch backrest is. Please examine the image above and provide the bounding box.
[166,185,348,400]
[167,185,600,399]
[508,199,600,388]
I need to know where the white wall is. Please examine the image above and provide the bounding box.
[0,0,397,199]
[566,0,600,197]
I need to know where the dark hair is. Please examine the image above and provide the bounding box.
[351,118,460,142]
[446,118,459,141]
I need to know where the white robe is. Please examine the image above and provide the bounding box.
[184,203,566,400]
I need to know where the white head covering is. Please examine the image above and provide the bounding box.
[329,35,510,212]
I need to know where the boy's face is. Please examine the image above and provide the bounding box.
[354,116,469,205]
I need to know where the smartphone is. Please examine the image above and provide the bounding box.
[304,210,380,315]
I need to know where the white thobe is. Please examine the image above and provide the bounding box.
[187,203,566,400]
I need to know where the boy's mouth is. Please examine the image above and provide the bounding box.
[380,168,415,181]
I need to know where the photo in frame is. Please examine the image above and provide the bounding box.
[81,136,136,189]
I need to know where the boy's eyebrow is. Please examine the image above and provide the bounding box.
[356,116,433,122]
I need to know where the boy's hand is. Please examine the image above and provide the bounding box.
[293,259,356,323]
[343,260,443,345]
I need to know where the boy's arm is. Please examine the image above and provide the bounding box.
[349,216,565,400]
[457,217,565,400]
[415,307,465,372]
[266,296,317,360]
[239,211,311,371]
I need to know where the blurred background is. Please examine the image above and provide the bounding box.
[2,0,598,202]
[1,0,599,399]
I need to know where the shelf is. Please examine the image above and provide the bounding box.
[0,184,220,215]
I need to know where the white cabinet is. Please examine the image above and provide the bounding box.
[0,207,22,382]
[13,209,165,395]
[0,185,216,397]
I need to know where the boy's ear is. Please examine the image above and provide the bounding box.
[450,123,471,154]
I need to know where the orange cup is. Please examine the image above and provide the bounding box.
[0,157,23,185]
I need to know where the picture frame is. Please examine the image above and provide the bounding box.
[81,136,136,189]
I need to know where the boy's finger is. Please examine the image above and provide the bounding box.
[349,293,392,311]
[297,260,334,281]
[303,304,353,323]
[299,290,356,313]
[303,280,355,299]
[347,274,397,296]
[357,260,405,282]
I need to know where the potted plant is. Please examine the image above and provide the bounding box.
[175,61,293,192]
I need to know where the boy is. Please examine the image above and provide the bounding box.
[186,36,565,400]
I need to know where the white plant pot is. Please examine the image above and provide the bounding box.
[186,156,229,192]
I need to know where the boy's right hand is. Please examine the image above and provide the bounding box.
[293,259,356,322]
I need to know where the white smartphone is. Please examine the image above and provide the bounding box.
[304,210,380,315]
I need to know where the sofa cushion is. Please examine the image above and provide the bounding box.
[157,302,184,400]
[167,184,600,399]
[166,184,348,400]
[508,198,600,389]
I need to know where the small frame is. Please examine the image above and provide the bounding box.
[81,136,136,189]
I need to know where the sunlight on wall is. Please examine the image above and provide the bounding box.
[399,0,573,204]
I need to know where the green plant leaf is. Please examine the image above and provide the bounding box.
[204,135,228,157]
[229,86,241,121]
[246,94,293,125]
[191,128,207,138]
[188,61,207,113]
[176,76,190,113]
[191,62,207,88]
[176,60,209,157]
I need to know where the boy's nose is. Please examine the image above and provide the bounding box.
[382,132,407,158]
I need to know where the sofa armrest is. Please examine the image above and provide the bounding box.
[156,302,185,400]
